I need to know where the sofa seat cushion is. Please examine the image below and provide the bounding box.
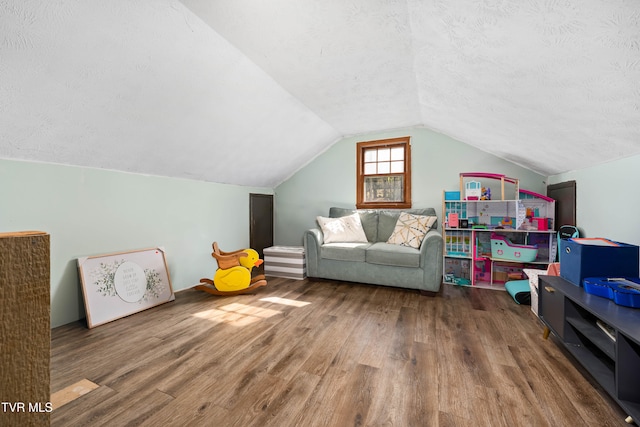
[365,242,421,268]
[321,242,372,262]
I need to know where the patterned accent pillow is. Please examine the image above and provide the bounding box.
[316,213,368,243]
[387,212,437,248]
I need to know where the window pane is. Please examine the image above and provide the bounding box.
[390,147,404,161]
[377,148,390,162]
[390,160,404,173]
[364,149,377,163]
[363,176,404,203]
[378,162,390,174]
[364,163,377,175]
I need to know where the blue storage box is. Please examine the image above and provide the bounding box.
[560,238,639,286]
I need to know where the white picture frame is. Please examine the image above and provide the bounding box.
[77,247,174,328]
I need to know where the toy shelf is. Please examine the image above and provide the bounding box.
[442,184,556,290]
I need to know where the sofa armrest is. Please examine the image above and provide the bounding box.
[305,228,324,246]
[303,228,324,277]
[419,229,444,291]
[419,229,443,269]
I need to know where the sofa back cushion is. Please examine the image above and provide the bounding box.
[377,208,438,242]
[386,212,438,248]
[316,213,368,243]
[329,207,378,242]
[328,207,438,243]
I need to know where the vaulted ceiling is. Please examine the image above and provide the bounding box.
[2,1,639,187]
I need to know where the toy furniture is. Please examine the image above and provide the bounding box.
[490,234,538,262]
[464,181,482,200]
[196,242,267,296]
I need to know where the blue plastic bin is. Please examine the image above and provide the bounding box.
[560,239,639,286]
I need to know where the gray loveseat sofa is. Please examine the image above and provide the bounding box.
[304,207,443,294]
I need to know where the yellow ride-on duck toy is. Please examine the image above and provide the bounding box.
[195,242,267,296]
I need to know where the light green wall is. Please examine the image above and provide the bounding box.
[0,159,272,327]
[548,153,640,246]
[274,128,547,245]
[15,129,633,327]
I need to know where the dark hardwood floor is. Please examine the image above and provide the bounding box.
[51,277,628,426]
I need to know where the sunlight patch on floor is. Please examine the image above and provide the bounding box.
[192,308,229,322]
[220,302,282,318]
[193,303,282,326]
[259,296,311,307]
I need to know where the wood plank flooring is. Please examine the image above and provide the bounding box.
[51,277,628,426]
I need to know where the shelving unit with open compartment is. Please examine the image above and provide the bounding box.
[442,173,556,289]
[540,275,640,423]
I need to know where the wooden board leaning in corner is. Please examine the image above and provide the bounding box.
[0,231,51,427]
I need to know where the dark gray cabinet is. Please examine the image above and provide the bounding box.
[540,275,640,422]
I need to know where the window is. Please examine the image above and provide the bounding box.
[356,136,411,209]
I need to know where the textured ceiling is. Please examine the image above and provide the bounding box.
[0,1,339,187]
[185,0,640,176]
[1,0,639,186]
